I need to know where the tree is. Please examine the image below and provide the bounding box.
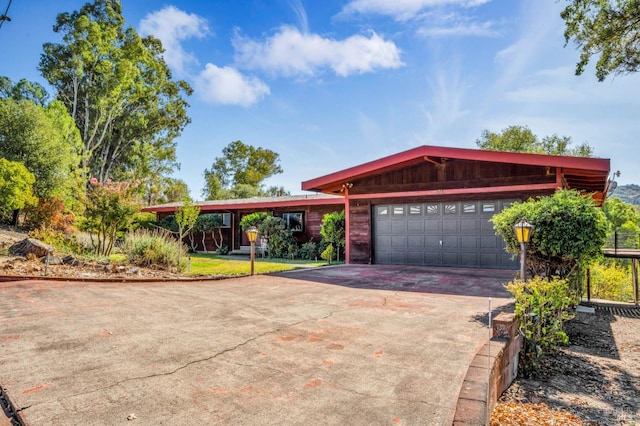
[320,210,346,262]
[0,98,83,203]
[83,178,141,256]
[174,196,200,258]
[143,177,190,206]
[0,76,49,106]
[476,125,592,156]
[491,190,607,290]
[202,140,283,200]
[561,0,640,81]
[39,0,192,184]
[603,197,639,231]
[0,159,36,219]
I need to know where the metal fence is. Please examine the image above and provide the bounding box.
[604,231,640,251]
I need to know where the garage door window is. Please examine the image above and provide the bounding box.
[409,205,421,214]
[463,203,476,213]
[426,204,439,215]
[444,203,457,214]
[393,206,405,215]
[482,202,496,213]
[377,206,388,215]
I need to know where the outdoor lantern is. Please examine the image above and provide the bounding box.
[513,218,534,280]
[514,219,534,244]
[246,226,259,275]
[246,226,259,243]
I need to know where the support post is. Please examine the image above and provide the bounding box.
[633,258,638,306]
[586,268,591,302]
[519,242,526,281]
[250,241,255,276]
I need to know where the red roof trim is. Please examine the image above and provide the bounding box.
[141,196,344,214]
[301,145,610,191]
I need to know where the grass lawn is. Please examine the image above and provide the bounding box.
[186,253,328,275]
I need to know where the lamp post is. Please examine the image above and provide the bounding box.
[514,218,534,281]
[246,226,259,276]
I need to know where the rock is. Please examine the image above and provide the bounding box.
[127,413,136,421]
[42,255,62,265]
[62,255,76,265]
[9,238,53,258]
[126,267,141,275]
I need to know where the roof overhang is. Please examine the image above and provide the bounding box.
[141,193,344,214]
[301,145,611,198]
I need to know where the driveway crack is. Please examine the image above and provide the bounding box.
[57,309,343,401]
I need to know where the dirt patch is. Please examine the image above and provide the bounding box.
[494,306,640,425]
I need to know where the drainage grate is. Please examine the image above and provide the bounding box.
[595,305,640,319]
[0,385,23,426]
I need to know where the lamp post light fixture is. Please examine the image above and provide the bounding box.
[246,226,259,276]
[514,218,534,281]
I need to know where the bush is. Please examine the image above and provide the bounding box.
[321,244,334,263]
[120,229,187,272]
[24,196,75,233]
[29,226,86,255]
[588,260,634,302]
[299,241,319,260]
[506,276,577,377]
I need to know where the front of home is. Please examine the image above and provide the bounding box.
[144,145,611,270]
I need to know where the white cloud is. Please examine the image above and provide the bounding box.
[341,0,491,21]
[194,64,270,106]
[139,6,210,75]
[289,0,309,34]
[233,26,403,77]
[417,20,498,37]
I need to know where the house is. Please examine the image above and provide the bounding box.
[144,145,611,269]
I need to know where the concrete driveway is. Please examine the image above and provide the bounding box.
[0,266,513,425]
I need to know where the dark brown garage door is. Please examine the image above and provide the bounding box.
[373,200,518,269]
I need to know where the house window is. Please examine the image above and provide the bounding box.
[209,213,231,228]
[283,212,304,232]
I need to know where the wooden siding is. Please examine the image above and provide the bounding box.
[349,160,555,195]
[349,200,371,264]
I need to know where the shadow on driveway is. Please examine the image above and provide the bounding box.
[274,264,515,299]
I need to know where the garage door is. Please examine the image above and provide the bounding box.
[373,200,518,269]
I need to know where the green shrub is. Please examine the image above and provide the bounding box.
[321,244,334,263]
[29,226,86,255]
[300,241,319,260]
[588,260,634,302]
[217,245,229,255]
[121,229,186,272]
[506,276,577,377]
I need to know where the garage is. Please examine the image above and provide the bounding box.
[373,200,519,269]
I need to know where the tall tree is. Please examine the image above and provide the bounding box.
[475,125,593,157]
[562,0,640,81]
[202,140,283,200]
[39,0,191,184]
[0,98,83,202]
[0,158,36,219]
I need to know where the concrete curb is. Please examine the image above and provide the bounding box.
[453,312,522,425]
[0,274,235,284]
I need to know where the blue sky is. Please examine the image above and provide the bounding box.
[2,0,639,198]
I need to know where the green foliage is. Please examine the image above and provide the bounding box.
[29,226,86,256]
[194,214,225,253]
[239,212,268,231]
[0,98,83,202]
[202,140,283,200]
[158,215,178,233]
[562,0,640,81]
[0,158,36,215]
[258,215,296,258]
[130,212,157,231]
[506,276,577,377]
[82,178,141,256]
[174,197,200,239]
[320,210,345,262]
[299,241,319,260]
[39,0,192,184]
[603,197,639,231]
[475,125,592,156]
[120,228,186,271]
[492,190,607,287]
[321,244,335,264]
[588,260,635,302]
[0,76,50,106]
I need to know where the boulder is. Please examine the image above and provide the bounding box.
[9,238,53,258]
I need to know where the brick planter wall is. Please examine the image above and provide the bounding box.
[452,312,522,425]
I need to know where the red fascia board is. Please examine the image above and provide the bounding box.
[302,145,610,191]
[141,197,345,214]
